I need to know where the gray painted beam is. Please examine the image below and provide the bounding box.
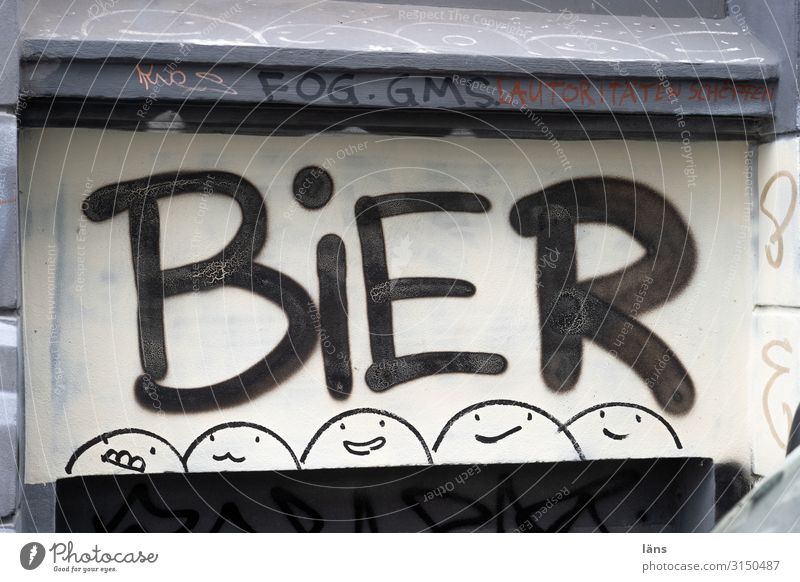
[21,63,778,116]
[20,1,776,82]
[732,0,800,135]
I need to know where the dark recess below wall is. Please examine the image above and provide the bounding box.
[55,458,743,533]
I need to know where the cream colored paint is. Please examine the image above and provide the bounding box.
[752,309,800,476]
[757,137,800,307]
[752,137,800,476]
[20,129,752,482]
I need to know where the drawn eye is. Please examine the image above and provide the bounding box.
[340,423,346,430]
[255,436,260,443]
[527,412,533,421]
[209,434,215,442]
[600,411,605,418]
[379,420,385,427]
[474,414,481,421]
[636,415,642,423]
[149,447,156,455]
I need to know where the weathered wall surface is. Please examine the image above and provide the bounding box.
[20,129,752,483]
[5,0,800,531]
[0,0,19,532]
[753,138,800,475]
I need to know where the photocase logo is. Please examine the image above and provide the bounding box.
[20,542,46,570]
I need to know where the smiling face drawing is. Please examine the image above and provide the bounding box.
[433,400,583,464]
[183,422,300,472]
[300,409,432,469]
[563,403,683,459]
[65,429,184,476]
[599,407,639,441]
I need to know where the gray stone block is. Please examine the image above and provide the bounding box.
[17,483,55,533]
[0,391,17,518]
[0,113,18,309]
[0,0,18,106]
[0,317,18,520]
[0,317,17,394]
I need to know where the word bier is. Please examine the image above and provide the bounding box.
[83,169,697,415]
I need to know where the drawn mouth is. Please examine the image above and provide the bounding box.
[602,428,629,441]
[475,425,522,444]
[212,452,246,463]
[343,436,387,456]
[101,448,145,473]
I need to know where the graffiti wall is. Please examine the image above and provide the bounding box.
[752,137,800,476]
[20,129,752,482]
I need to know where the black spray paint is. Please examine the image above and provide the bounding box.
[82,171,697,416]
[315,234,353,399]
[510,178,697,414]
[355,192,507,392]
[83,172,317,412]
[293,166,334,209]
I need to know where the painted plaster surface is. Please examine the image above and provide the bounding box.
[20,129,751,482]
[752,136,800,476]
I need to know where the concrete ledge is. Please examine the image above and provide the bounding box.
[20,1,777,81]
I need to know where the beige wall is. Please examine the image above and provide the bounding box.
[20,128,752,482]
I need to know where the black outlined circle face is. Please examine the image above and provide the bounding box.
[598,408,640,441]
[65,429,184,476]
[301,409,432,468]
[563,403,683,459]
[184,423,299,471]
[433,400,583,463]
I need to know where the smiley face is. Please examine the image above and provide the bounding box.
[65,429,184,476]
[433,400,583,464]
[300,409,432,469]
[563,403,683,458]
[183,422,299,472]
